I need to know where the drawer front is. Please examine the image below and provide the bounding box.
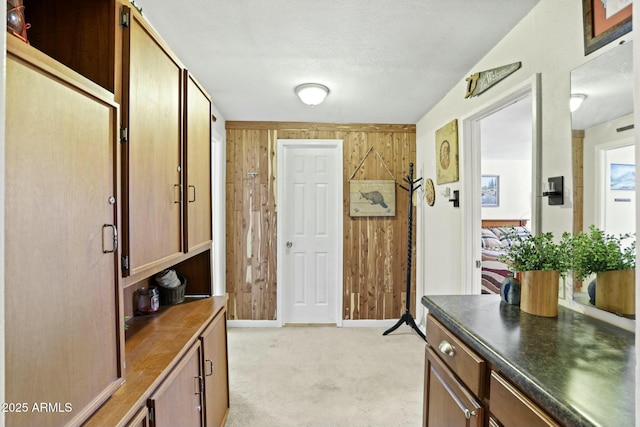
[426,315,485,398]
[490,371,560,427]
[425,346,483,427]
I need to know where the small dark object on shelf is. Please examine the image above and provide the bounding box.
[155,272,187,305]
[7,0,30,43]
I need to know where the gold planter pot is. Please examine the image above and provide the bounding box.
[520,270,559,317]
[595,270,635,316]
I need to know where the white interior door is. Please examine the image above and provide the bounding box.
[278,140,343,324]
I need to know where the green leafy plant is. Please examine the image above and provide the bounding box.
[497,228,572,275]
[571,225,636,281]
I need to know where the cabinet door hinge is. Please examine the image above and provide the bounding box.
[121,255,129,270]
[148,407,154,423]
[120,127,128,143]
[119,9,130,28]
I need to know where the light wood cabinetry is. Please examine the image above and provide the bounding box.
[126,407,149,427]
[4,37,123,426]
[200,310,230,427]
[85,298,228,427]
[184,72,213,253]
[26,1,213,284]
[149,342,204,427]
[9,3,222,426]
[424,315,560,427]
[121,5,184,276]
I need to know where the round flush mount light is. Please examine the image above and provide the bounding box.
[295,83,330,106]
[570,94,587,112]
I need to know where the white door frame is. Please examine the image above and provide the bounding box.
[276,139,344,326]
[460,74,542,294]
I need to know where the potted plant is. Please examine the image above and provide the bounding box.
[571,225,635,315]
[498,229,572,317]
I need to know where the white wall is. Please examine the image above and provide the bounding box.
[210,104,227,296]
[481,159,532,224]
[415,0,634,309]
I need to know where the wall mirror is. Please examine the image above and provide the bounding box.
[571,40,635,319]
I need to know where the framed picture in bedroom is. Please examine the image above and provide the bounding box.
[481,175,499,207]
[582,0,632,55]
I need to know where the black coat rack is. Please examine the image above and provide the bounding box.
[383,163,426,340]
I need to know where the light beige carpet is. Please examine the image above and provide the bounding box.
[225,326,425,427]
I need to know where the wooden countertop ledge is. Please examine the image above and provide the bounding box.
[84,296,226,427]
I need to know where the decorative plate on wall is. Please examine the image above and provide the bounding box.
[425,178,435,206]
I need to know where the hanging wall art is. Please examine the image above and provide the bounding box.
[348,146,396,217]
[435,119,459,185]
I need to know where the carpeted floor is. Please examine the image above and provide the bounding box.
[224,326,425,427]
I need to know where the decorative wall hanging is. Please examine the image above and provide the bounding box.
[465,62,521,98]
[425,178,435,206]
[582,0,631,55]
[348,146,396,217]
[481,175,500,207]
[435,119,459,185]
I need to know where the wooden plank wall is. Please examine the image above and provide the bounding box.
[225,122,416,320]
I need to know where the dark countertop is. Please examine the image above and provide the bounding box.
[421,294,635,427]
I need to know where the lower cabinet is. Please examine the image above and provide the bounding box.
[424,314,561,427]
[126,407,150,427]
[149,342,204,427]
[201,311,230,427]
[489,371,560,427]
[84,298,228,427]
[424,346,483,427]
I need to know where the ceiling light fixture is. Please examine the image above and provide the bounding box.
[295,83,329,106]
[570,94,587,112]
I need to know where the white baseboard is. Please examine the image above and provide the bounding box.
[227,319,403,328]
[227,320,280,328]
[341,319,399,327]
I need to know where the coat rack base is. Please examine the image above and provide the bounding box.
[383,310,426,340]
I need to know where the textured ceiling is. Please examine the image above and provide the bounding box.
[133,0,541,124]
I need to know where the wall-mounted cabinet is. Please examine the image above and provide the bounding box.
[5,36,124,427]
[184,71,213,253]
[121,5,185,277]
[27,0,213,287]
[7,2,222,426]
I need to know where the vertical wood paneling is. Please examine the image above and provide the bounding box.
[226,122,416,320]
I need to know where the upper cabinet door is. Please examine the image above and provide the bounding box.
[184,72,213,252]
[4,38,123,427]
[121,6,184,276]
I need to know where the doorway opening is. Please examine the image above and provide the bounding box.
[461,75,542,294]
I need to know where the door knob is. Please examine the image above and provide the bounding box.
[286,241,293,248]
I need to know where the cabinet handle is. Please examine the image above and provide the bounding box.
[432,365,478,420]
[205,358,214,376]
[188,185,197,203]
[102,224,118,253]
[174,184,182,204]
[438,340,455,357]
[194,375,203,395]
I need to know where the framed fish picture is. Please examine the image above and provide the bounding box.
[349,180,396,217]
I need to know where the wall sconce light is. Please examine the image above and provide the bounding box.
[295,83,329,106]
[570,94,587,112]
[448,190,459,208]
[542,176,564,205]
